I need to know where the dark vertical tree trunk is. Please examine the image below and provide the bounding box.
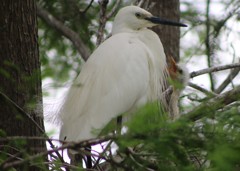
[150,0,181,62]
[147,0,182,118]
[0,0,46,170]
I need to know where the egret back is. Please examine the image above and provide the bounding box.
[59,29,168,141]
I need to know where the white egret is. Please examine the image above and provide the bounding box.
[58,6,187,143]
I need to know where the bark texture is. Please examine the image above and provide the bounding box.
[0,0,46,170]
[148,0,182,118]
[150,0,181,62]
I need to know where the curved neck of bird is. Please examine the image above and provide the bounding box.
[112,22,143,35]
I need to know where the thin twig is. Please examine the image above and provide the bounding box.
[221,101,240,112]
[127,147,156,171]
[190,62,240,78]
[1,134,115,170]
[188,82,217,97]
[0,92,68,170]
[136,0,145,7]
[0,136,63,143]
[214,67,240,94]
[0,145,22,153]
[106,0,121,19]
[0,152,23,168]
[33,161,79,170]
[93,140,113,169]
[213,3,240,38]
[82,0,94,14]
[0,92,45,133]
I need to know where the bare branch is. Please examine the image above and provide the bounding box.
[184,86,240,121]
[188,82,217,97]
[0,136,62,143]
[37,4,90,61]
[106,0,121,19]
[82,0,94,14]
[205,0,215,91]
[214,67,240,94]
[96,0,109,46]
[93,140,113,169]
[190,63,240,78]
[136,0,145,7]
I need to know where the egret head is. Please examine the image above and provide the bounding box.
[112,6,187,34]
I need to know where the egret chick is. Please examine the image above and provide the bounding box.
[59,6,187,142]
[167,57,189,119]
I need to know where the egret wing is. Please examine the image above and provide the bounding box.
[59,33,151,141]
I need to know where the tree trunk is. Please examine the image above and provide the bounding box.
[150,0,181,62]
[148,0,182,118]
[0,0,46,170]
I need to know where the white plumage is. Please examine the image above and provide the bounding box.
[59,6,186,142]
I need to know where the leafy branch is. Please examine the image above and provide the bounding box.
[37,4,90,61]
[184,85,240,121]
[1,59,239,170]
[1,134,115,170]
[0,92,69,171]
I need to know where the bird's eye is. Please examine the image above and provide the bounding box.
[178,68,183,74]
[135,12,141,18]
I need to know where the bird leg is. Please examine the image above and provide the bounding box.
[85,145,92,168]
[68,147,92,169]
[116,116,122,134]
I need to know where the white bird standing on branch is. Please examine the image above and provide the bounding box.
[59,6,187,143]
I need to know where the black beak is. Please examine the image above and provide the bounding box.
[145,16,187,27]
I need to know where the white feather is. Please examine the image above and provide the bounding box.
[59,6,168,141]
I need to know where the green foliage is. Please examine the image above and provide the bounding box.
[38,0,125,84]
[0,138,48,171]
[110,103,240,170]
[38,0,98,82]
[32,0,240,170]
[0,129,7,137]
